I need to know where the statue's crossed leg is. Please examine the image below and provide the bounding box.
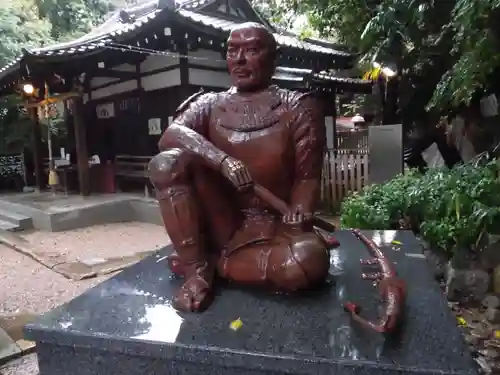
[149,148,330,311]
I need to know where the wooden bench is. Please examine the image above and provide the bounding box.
[115,155,153,196]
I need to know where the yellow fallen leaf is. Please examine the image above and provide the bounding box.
[391,240,403,245]
[229,318,243,331]
[456,316,467,326]
[494,330,500,339]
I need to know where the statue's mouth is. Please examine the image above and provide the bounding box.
[232,69,251,78]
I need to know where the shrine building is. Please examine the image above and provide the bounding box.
[0,0,372,195]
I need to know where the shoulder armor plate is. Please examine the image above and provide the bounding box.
[296,91,314,102]
[174,89,205,117]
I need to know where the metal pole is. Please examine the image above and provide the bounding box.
[46,99,58,194]
[47,114,52,163]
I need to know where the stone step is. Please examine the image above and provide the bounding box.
[0,313,36,365]
[0,220,21,232]
[0,199,39,219]
[0,209,33,230]
[0,327,22,366]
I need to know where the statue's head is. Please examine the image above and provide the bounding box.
[226,22,277,92]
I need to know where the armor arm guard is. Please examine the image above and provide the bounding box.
[159,90,209,149]
[289,92,327,215]
[158,91,229,170]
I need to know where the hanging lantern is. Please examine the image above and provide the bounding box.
[351,114,365,129]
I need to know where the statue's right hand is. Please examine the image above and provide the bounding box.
[220,156,253,191]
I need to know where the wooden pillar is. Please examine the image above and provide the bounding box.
[178,35,191,102]
[83,74,91,102]
[29,107,44,191]
[135,61,142,91]
[332,90,337,156]
[71,96,90,196]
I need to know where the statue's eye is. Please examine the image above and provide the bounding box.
[247,47,258,53]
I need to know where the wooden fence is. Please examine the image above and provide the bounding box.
[321,129,369,211]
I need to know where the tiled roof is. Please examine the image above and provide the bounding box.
[273,67,308,82]
[177,9,350,57]
[272,67,373,93]
[312,72,372,85]
[0,2,162,77]
[0,0,354,85]
[274,67,372,84]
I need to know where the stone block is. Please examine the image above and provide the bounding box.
[24,231,479,375]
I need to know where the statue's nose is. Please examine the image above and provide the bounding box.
[236,50,246,63]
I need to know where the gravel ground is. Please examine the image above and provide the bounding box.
[0,222,169,375]
[0,354,38,375]
[0,244,109,374]
[0,243,112,315]
[21,222,169,261]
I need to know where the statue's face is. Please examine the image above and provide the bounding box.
[226,26,275,92]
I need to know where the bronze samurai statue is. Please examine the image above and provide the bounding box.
[149,22,337,312]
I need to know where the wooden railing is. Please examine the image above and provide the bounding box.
[321,129,369,212]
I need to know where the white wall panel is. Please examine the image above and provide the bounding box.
[188,68,231,88]
[142,68,181,91]
[140,55,179,73]
[91,80,138,100]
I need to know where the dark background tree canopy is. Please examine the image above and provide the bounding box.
[0,0,118,153]
[259,0,500,113]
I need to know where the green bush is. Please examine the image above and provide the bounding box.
[340,160,500,255]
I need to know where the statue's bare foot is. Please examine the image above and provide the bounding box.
[173,262,214,312]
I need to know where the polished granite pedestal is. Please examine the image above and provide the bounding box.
[25,230,479,375]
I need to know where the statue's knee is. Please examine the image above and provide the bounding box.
[268,234,330,291]
[149,148,190,187]
[290,234,330,284]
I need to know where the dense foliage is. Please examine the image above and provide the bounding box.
[0,0,116,153]
[341,160,500,254]
[252,0,317,37]
[36,0,115,40]
[272,0,500,113]
[0,0,53,67]
[0,0,115,66]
